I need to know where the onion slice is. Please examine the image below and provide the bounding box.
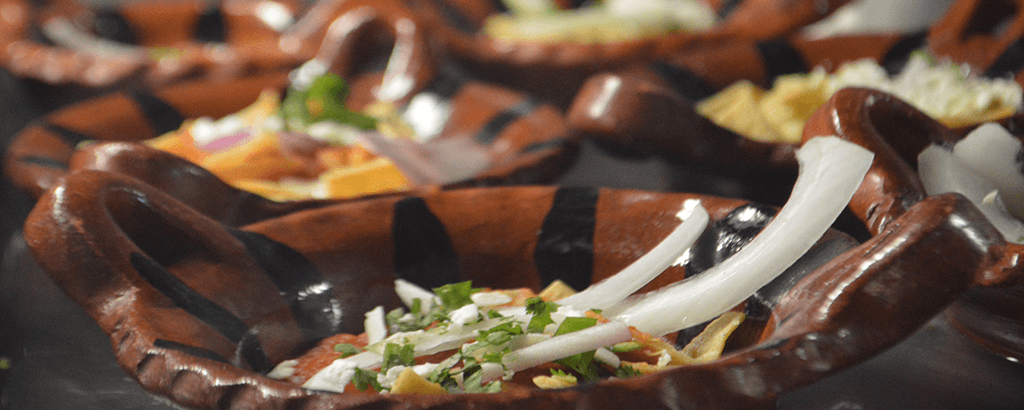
[919,144,1024,244]
[500,321,633,372]
[950,123,1024,220]
[609,136,874,336]
[557,201,709,310]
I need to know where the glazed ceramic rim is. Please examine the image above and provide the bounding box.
[21,169,1018,410]
[0,0,307,88]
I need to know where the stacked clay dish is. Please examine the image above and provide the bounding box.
[402,0,854,107]
[805,86,1024,362]
[20,163,1021,409]
[0,0,313,108]
[2,2,578,217]
[566,0,1024,204]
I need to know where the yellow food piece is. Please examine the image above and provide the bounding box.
[679,311,745,363]
[388,368,448,395]
[229,179,316,202]
[319,157,410,198]
[532,372,578,389]
[696,81,791,143]
[699,57,1021,144]
[537,280,577,301]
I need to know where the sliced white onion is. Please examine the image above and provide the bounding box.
[919,145,1024,244]
[394,279,438,311]
[608,136,874,336]
[501,321,633,372]
[302,351,384,392]
[951,123,1024,220]
[364,306,388,344]
[556,201,709,311]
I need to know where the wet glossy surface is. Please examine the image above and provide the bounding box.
[3,1,1024,409]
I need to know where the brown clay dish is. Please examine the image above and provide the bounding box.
[0,0,310,91]
[2,6,577,219]
[566,0,1024,192]
[21,166,1020,410]
[402,0,854,107]
[803,86,1024,361]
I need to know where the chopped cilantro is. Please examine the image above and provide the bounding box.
[525,297,557,333]
[554,317,598,335]
[281,73,377,130]
[556,350,599,381]
[351,368,382,392]
[461,364,503,393]
[615,364,642,379]
[382,343,416,370]
[476,321,524,345]
[434,281,482,312]
[333,343,362,358]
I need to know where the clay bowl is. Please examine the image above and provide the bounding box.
[22,166,1021,410]
[2,64,576,225]
[0,0,309,109]
[803,86,1024,361]
[400,0,853,108]
[566,0,1024,203]
[566,31,928,205]
[3,0,579,223]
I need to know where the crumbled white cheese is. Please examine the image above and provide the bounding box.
[449,304,480,329]
[266,359,298,380]
[302,358,360,393]
[471,291,513,307]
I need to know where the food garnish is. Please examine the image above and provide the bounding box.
[698,51,1023,143]
[918,122,1024,244]
[483,0,716,44]
[145,62,416,200]
[269,136,874,394]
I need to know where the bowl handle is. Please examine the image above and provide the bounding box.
[23,170,346,374]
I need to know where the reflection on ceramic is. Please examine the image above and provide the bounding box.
[2,1,578,218]
[567,0,1024,197]
[0,0,308,88]
[401,0,853,107]
[22,168,1020,409]
[2,66,576,218]
[802,0,956,38]
[565,32,923,203]
[803,87,1024,361]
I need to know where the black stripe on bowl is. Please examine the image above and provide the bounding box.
[476,98,539,146]
[426,0,477,34]
[534,186,598,291]
[422,65,467,102]
[649,60,719,102]
[43,122,95,147]
[754,38,809,84]
[881,30,928,76]
[718,0,744,20]
[984,36,1024,79]
[92,8,138,45]
[18,155,67,169]
[128,90,186,137]
[392,197,461,289]
[194,3,227,43]
[228,228,344,342]
[523,137,570,154]
[130,251,273,372]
